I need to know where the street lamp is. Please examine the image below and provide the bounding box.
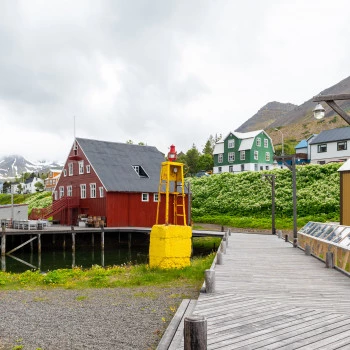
[274,128,284,156]
[313,94,350,125]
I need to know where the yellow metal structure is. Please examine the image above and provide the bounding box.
[150,160,192,269]
[155,161,187,226]
[149,224,192,269]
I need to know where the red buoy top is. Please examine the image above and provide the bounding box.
[168,145,177,161]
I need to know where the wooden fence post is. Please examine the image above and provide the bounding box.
[100,225,105,250]
[326,251,334,269]
[184,315,207,350]
[220,239,226,254]
[305,244,311,256]
[277,230,282,238]
[285,234,289,242]
[216,251,223,265]
[1,224,6,257]
[205,269,215,293]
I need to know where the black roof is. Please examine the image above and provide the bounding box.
[76,138,165,192]
[309,127,350,145]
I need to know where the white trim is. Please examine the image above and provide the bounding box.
[142,193,149,202]
[68,163,73,176]
[99,187,104,198]
[153,193,159,202]
[79,160,84,174]
[80,184,86,199]
[86,164,91,173]
[90,183,96,198]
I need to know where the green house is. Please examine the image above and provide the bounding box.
[213,130,275,174]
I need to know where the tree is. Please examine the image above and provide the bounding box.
[34,181,45,192]
[198,154,214,171]
[16,183,23,194]
[202,135,215,155]
[186,144,200,176]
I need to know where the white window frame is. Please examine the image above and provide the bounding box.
[86,164,91,173]
[265,152,270,161]
[79,161,84,174]
[229,165,233,172]
[318,144,327,153]
[218,154,223,163]
[240,151,245,160]
[228,152,235,162]
[254,150,259,160]
[153,193,159,202]
[256,138,261,147]
[90,183,96,198]
[80,184,86,199]
[67,185,72,197]
[264,139,268,148]
[99,187,104,198]
[63,169,67,177]
[228,139,235,148]
[218,166,222,173]
[59,186,64,198]
[54,191,58,200]
[68,163,73,176]
[142,193,149,202]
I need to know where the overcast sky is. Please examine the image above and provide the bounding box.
[1,0,350,163]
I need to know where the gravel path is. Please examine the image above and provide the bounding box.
[0,286,198,350]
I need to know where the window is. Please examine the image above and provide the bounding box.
[254,150,259,160]
[318,144,327,153]
[241,164,245,171]
[90,183,96,198]
[67,185,72,197]
[218,167,222,173]
[256,138,261,147]
[79,161,84,174]
[153,193,159,202]
[229,165,233,172]
[63,169,67,177]
[228,139,235,148]
[264,139,268,148]
[54,191,58,200]
[254,164,258,171]
[240,151,245,160]
[68,163,73,176]
[266,166,269,170]
[99,187,104,198]
[59,186,64,198]
[132,165,149,178]
[142,193,149,202]
[265,152,270,161]
[218,154,223,163]
[228,152,235,162]
[318,160,326,165]
[338,141,347,151]
[80,184,86,199]
[86,165,91,173]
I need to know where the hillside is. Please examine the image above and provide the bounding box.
[236,76,350,148]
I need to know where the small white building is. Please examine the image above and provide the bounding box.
[23,177,44,194]
[309,127,350,164]
[0,204,28,221]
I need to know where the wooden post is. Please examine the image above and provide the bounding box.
[305,244,311,256]
[101,250,105,267]
[128,232,132,249]
[205,269,215,293]
[30,235,33,254]
[216,251,223,265]
[100,225,105,251]
[63,235,66,250]
[277,230,282,239]
[285,234,289,242]
[184,315,207,350]
[92,233,95,248]
[220,239,226,254]
[38,233,41,254]
[71,226,75,254]
[228,228,231,236]
[326,251,334,269]
[225,232,228,247]
[1,224,6,256]
[52,234,56,246]
[1,256,5,272]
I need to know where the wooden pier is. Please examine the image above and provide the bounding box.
[160,232,350,349]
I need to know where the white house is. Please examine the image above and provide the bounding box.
[23,177,44,194]
[309,127,350,164]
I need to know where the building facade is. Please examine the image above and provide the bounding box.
[44,170,62,192]
[309,127,350,164]
[213,130,274,174]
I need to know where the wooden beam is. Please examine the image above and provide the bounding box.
[6,236,37,255]
[325,100,350,125]
[313,94,350,101]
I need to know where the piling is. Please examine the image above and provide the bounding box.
[184,315,207,350]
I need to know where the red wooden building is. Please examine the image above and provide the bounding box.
[50,137,176,227]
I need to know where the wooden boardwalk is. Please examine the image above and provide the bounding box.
[163,232,350,349]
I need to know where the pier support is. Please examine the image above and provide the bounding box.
[100,225,105,250]
[1,224,6,256]
[205,269,215,293]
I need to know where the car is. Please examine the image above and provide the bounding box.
[195,170,210,177]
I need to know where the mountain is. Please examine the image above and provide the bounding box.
[0,155,62,181]
[236,76,350,146]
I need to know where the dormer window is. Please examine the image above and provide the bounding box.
[73,141,79,156]
[132,165,149,178]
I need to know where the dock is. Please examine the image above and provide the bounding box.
[160,232,350,349]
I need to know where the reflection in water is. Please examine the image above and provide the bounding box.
[4,246,149,273]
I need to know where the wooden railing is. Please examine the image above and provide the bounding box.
[29,197,79,220]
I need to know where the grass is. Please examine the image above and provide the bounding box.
[0,253,216,290]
